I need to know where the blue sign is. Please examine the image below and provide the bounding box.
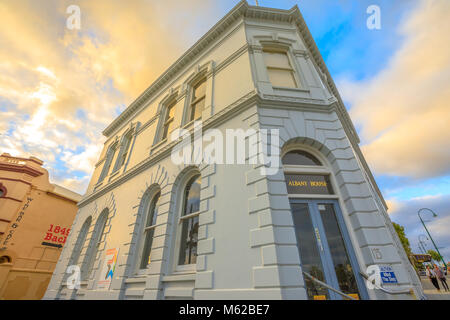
[380,265,398,284]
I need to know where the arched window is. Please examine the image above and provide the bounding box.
[138,192,160,270]
[70,217,92,266]
[282,150,333,195]
[282,150,322,166]
[0,256,11,264]
[178,174,201,266]
[0,183,6,198]
[112,131,133,173]
[82,209,108,279]
[98,142,118,183]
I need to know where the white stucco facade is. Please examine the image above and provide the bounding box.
[45,1,423,300]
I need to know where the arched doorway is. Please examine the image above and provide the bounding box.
[282,148,367,300]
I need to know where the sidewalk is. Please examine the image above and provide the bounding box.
[420,275,450,300]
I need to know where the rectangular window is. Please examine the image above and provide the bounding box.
[189,79,206,122]
[263,50,297,88]
[162,101,176,140]
[119,134,132,167]
[98,143,117,183]
[112,133,132,173]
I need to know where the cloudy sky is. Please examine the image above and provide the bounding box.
[0,0,449,261]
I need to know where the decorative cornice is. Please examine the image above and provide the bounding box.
[0,163,43,177]
[102,1,359,144]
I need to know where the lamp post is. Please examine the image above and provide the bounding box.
[418,235,428,255]
[418,208,447,268]
[417,243,425,254]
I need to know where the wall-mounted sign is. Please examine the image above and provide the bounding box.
[412,254,431,263]
[97,248,119,290]
[1,197,33,250]
[43,224,71,246]
[380,265,398,284]
[284,174,334,195]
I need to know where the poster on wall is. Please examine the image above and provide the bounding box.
[97,248,119,290]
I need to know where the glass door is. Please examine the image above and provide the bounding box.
[290,199,366,300]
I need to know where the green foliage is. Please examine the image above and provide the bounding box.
[393,222,412,256]
[427,249,442,262]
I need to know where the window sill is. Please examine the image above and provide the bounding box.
[273,86,310,93]
[109,168,120,180]
[93,181,104,191]
[150,138,168,155]
[108,169,121,180]
[173,264,197,274]
[151,138,167,150]
[163,272,196,282]
[125,275,147,284]
[183,120,195,128]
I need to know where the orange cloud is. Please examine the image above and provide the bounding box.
[0,0,221,193]
[338,0,450,178]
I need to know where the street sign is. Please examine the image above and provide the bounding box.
[380,265,398,284]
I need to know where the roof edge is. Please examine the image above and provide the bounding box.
[102,0,249,137]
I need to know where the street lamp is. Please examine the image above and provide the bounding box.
[418,208,447,268]
[418,235,428,255]
[417,243,425,254]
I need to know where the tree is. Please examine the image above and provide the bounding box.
[393,222,412,256]
[427,249,442,262]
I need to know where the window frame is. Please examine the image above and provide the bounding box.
[282,146,338,200]
[135,191,161,274]
[161,99,176,141]
[70,217,92,267]
[188,77,207,123]
[0,183,6,198]
[112,130,134,174]
[97,141,118,183]
[81,209,109,280]
[262,48,299,89]
[172,172,202,274]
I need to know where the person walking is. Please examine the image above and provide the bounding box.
[434,264,449,292]
[426,265,440,291]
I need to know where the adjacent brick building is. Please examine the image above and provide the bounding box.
[0,153,81,299]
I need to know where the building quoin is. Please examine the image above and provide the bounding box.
[44,1,423,300]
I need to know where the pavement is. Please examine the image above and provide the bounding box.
[420,275,450,300]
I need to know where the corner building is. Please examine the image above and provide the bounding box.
[45,1,423,300]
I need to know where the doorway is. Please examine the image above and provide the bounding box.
[290,199,366,300]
